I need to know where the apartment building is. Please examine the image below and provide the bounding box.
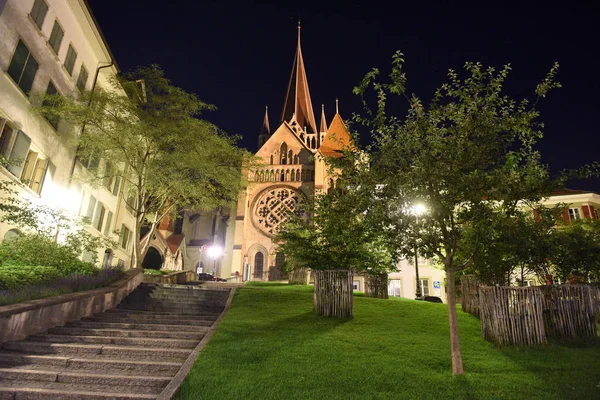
[0,0,135,267]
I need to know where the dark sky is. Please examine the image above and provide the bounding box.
[88,0,599,191]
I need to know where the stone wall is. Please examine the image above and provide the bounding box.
[0,268,143,343]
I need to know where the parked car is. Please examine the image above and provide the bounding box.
[423,296,443,303]
[197,273,227,282]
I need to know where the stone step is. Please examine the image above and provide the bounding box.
[28,334,199,349]
[2,341,190,361]
[48,326,205,340]
[117,304,225,313]
[81,316,214,327]
[91,311,219,322]
[0,368,171,387]
[0,380,160,398]
[67,320,209,332]
[0,353,181,375]
[104,309,221,318]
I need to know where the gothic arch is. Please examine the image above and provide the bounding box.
[246,243,269,280]
[280,142,288,164]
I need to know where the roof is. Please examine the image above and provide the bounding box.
[281,24,317,134]
[551,188,594,196]
[166,234,185,254]
[319,113,353,158]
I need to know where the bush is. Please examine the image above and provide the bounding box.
[0,265,65,290]
[0,267,124,305]
[144,269,170,276]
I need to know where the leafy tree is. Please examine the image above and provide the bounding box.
[35,66,248,268]
[552,219,600,282]
[352,52,560,374]
[275,174,396,295]
[461,207,558,285]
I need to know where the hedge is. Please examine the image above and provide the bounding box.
[0,264,99,290]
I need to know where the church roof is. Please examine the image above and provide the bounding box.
[281,23,318,134]
[260,106,270,136]
[319,104,327,133]
[319,113,353,158]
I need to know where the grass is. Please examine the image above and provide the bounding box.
[175,282,600,400]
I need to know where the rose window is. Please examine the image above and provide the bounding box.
[253,187,304,236]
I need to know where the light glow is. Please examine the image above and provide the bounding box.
[206,245,223,259]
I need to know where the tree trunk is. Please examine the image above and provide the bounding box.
[446,267,465,375]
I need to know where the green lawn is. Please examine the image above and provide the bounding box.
[175,283,600,400]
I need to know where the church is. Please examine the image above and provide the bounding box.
[229,23,353,281]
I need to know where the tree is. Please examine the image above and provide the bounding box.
[36,66,248,268]
[352,52,560,374]
[552,219,600,283]
[460,207,558,286]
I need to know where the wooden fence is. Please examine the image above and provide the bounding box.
[479,285,598,346]
[461,275,480,317]
[313,270,353,318]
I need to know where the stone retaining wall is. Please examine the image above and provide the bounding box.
[0,268,144,343]
[143,270,198,285]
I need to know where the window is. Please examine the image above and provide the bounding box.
[6,130,31,178]
[84,195,96,221]
[254,252,264,279]
[111,176,121,196]
[568,208,581,222]
[594,208,599,220]
[43,81,60,130]
[280,143,288,164]
[30,0,48,30]
[419,278,430,296]
[353,280,361,291]
[64,44,77,76]
[79,151,99,170]
[0,119,16,159]
[523,279,535,287]
[120,224,133,251]
[76,64,88,91]
[20,150,49,194]
[388,279,402,297]
[125,189,136,214]
[92,202,106,232]
[7,40,39,94]
[275,252,285,269]
[48,20,64,55]
[103,211,113,236]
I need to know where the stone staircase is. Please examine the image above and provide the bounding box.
[0,283,231,399]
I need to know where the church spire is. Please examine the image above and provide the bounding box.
[258,105,270,148]
[319,104,327,133]
[281,21,318,134]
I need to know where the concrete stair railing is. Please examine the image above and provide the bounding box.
[0,283,232,400]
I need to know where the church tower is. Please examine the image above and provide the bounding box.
[229,23,352,282]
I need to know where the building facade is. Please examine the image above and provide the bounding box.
[0,0,136,267]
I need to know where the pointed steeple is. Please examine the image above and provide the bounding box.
[258,106,270,148]
[319,104,327,133]
[281,22,318,134]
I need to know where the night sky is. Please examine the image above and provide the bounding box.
[88,0,599,191]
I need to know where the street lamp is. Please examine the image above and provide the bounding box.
[411,203,427,300]
[206,245,223,277]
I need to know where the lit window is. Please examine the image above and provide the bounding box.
[353,280,360,291]
[93,202,106,232]
[48,20,64,55]
[30,0,48,30]
[568,208,581,222]
[419,278,430,296]
[64,44,77,76]
[388,279,401,297]
[7,40,39,94]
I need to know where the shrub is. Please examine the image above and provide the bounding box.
[0,265,64,290]
[144,269,170,276]
[0,267,123,305]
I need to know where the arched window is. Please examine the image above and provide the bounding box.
[311,137,316,149]
[270,170,275,181]
[3,229,21,242]
[328,179,334,194]
[296,169,300,181]
[270,155,274,165]
[275,252,285,269]
[254,252,264,279]
[288,150,293,163]
[285,170,290,181]
[290,170,295,182]
[280,143,288,164]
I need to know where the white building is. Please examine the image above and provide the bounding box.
[0,0,136,267]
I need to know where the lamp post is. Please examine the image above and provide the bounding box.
[206,245,223,278]
[412,204,427,300]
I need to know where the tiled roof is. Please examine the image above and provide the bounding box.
[319,113,353,158]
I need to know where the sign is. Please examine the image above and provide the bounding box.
[433,281,441,289]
